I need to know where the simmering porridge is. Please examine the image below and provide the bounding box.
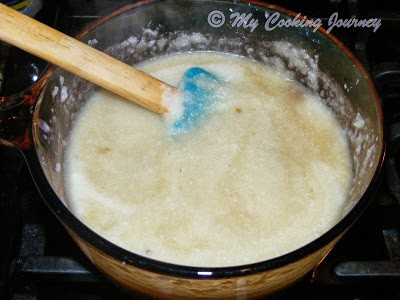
[65,52,352,267]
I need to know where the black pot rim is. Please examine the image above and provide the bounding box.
[30,0,385,280]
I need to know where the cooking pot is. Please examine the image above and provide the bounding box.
[2,0,384,298]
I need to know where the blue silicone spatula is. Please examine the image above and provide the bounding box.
[0,3,219,133]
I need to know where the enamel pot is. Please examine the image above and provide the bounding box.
[7,0,384,298]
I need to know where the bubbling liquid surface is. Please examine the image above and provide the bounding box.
[65,52,352,267]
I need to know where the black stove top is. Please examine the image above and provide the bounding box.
[1,0,399,299]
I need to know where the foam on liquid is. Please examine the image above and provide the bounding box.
[65,52,352,267]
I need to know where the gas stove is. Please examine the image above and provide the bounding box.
[0,0,399,299]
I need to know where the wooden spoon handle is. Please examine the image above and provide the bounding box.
[0,3,171,114]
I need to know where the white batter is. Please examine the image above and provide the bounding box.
[65,52,352,267]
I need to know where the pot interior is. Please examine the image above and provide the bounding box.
[32,0,383,266]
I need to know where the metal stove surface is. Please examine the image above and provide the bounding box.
[0,0,400,299]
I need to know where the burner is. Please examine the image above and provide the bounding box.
[386,122,400,203]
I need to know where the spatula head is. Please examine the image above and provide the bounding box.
[171,67,221,135]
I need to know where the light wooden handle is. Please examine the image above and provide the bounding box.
[0,3,171,114]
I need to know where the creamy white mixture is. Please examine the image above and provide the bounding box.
[65,52,352,267]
